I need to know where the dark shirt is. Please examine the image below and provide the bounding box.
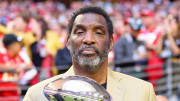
[55,47,72,70]
[31,42,43,68]
[114,33,146,67]
[101,82,107,89]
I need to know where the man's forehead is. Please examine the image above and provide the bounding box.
[73,13,107,27]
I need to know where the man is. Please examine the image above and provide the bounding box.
[114,17,147,78]
[114,17,147,65]
[55,46,72,74]
[24,6,157,101]
[138,9,164,88]
[0,34,33,101]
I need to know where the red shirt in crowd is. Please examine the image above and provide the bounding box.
[0,49,24,101]
[139,27,164,89]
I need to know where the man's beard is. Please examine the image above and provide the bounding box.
[69,44,109,72]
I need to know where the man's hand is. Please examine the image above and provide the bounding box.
[15,67,24,74]
[145,42,156,51]
[163,15,174,37]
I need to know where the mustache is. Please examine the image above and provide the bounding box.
[78,45,99,54]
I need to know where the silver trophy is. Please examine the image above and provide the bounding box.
[44,75,112,101]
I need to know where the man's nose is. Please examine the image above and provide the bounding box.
[83,31,95,45]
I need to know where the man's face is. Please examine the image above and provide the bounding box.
[14,17,27,31]
[142,16,153,27]
[8,42,22,55]
[67,13,113,72]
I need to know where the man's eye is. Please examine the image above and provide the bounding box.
[76,31,84,35]
[96,31,104,35]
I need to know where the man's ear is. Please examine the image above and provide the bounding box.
[109,37,114,51]
[66,36,70,50]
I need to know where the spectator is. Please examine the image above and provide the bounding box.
[30,17,49,68]
[0,34,33,101]
[46,22,65,56]
[138,9,164,88]
[114,17,147,66]
[53,25,72,74]
[156,15,180,57]
[7,13,36,59]
[30,17,54,80]
[156,15,180,93]
[55,46,72,74]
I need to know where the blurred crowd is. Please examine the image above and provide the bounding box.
[0,0,180,100]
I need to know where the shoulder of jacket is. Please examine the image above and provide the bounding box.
[112,70,152,87]
[27,74,63,92]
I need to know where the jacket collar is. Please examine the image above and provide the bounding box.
[63,66,122,80]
